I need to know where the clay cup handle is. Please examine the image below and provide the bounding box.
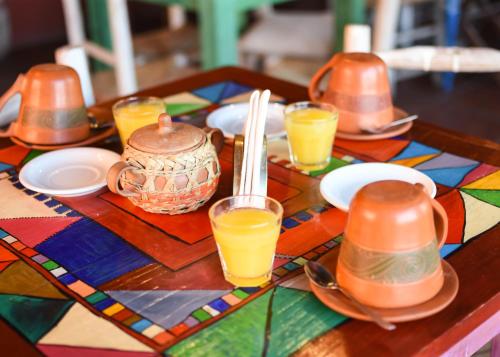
[308,56,338,102]
[0,74,25,137]
[204,127,224,154]
[431,199,449,249]
[106,161,140,197]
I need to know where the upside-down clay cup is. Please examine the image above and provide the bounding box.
[0,64,89,144]
[337,180,449,308]
[308,52,394,134]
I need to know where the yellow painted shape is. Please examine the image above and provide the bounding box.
[103,303,125,316]
[163,92,211,105]
[0,180,63,219]
[39,303,153,352]
[463,170,500,190]
[141,324,164,339]
[460,191,500,242]
[391,154,438,167]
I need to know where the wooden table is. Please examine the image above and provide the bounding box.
[0,67,499,356]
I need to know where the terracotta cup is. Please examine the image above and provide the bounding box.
[0,64,89,144]
[337,180,449,309]
[308,53,393,134]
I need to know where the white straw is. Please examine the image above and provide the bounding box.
[239,90,260,196]
[250,89,270,197]
[244,91,260,197]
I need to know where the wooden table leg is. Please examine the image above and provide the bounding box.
[333,0,367,52]
[197,0,239,69]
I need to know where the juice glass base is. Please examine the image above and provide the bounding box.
[222,270,272,287]
[291,157,330,171]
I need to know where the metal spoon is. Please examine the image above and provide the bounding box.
[363,115,418,134]
[305,261,396,331]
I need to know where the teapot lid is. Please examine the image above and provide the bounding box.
[128,113,205,154]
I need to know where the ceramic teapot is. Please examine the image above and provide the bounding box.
[107,113,223,215]
[337,180,448,308]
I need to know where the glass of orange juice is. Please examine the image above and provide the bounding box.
[112,97,166,147]
[285,101,338,171]
[209,196,283,287]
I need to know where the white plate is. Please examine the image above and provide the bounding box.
[19,147,120,197]
[206,102,285,139]
[320,163,437,212]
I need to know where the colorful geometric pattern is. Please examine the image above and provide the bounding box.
[0,79,498,356]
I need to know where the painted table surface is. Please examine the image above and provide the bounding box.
[0,67,499,357]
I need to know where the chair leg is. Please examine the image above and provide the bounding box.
[107,0,137,96]
[373,0,401,52]
[61,0,85,45]
[441,0,461,91]
[168,5,186,31]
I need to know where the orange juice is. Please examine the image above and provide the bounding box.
[285,104,338,171]
[211,207,281,286]
[113,97,165,146]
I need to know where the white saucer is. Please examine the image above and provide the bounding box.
[207,102,285,139]
[19,147,120,197]
[320,163,436,211]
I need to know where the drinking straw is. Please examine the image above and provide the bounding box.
[250,89,270,197]
[239,90,260,196]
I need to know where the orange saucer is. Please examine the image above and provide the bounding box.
[336,108,412,141]
[11,125,116,151]
[309,249,459,323]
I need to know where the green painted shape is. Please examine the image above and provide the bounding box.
[0,294,73,342]
[232,289,249,299]
[167,103,209,116]
[460,188,500,207]
[192,308,211,322]
[166,290,272,357]
[22,150,44,165]
[42,261,59,270]
[309,157,349,177]
[266,287,348,357]
[333,235,344,244]
[85,291,108,304]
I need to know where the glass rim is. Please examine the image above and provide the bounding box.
[284,101,338,119]
[112,96,164,111]
[209,195,283,229]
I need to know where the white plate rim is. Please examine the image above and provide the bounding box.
[319,162,437,212]
[19,147,120,196]
[206,102,286,139]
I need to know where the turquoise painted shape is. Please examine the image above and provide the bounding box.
[265,287,348,357]
[0,229,9,239]
[166,290,272,357]
[192,82,227,103]
[0,162,13,172]
[419,164,479,187]
[0,294,73,343]
[440,244,461,258]
[390,141,441,161]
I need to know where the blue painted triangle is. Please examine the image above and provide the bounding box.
[415,152,478,170]
[390,141,441,161]
[440,244,461,258]
[419,164,478,187]
[106,290,230,329]
[0,162,13,172]
[219,82,253,102]
[192,82,228,103]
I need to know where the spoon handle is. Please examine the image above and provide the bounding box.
[336,286,396,331]
[385,114,418,128]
